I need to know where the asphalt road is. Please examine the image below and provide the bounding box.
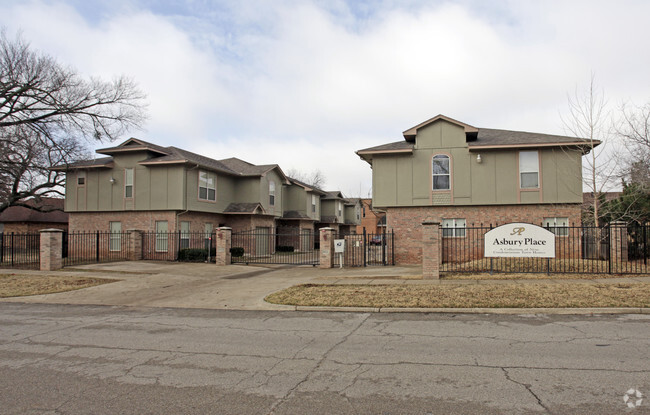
[0,303,648,415]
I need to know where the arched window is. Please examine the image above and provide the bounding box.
[432,155,450,190]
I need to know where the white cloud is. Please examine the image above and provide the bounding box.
[2,0,650,196]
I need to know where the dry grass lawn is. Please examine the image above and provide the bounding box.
[265,282,650,308]
[0,274,116,298]
[442,272,637,280]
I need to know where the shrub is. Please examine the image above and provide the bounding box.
[276,245,295,252]
[230,247,245,257]
[178,248,208,262]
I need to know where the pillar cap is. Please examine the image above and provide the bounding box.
[422,221,441,225]
[217,227,232,231]
[39,228,64,233]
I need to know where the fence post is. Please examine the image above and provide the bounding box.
[40,229,63,271]
[319,228,335,269]
[128,230,143,261]
[422,221,441,280]
[215,227,232,266]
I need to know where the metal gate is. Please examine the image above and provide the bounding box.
[231,228,318,265]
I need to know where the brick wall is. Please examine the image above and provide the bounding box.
[70,211,180,232]
[388,204,582,265]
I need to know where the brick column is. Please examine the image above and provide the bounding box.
[40,229,63,271]
[215,227,232,266]
[319,228,335,269]
[610,221,628,269]
[128,230,143,261]
[422,221,441,280]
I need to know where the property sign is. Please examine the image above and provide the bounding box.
[484,223,555,258]
[334,239,345,253]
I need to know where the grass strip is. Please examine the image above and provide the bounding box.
[0,274,117,298]
[265,282,650,308]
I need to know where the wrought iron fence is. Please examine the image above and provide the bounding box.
[231,228,319,265]
[142,231,216,262]
[0,232,40,269]
[63,231,132,267]
[441,224,649,274]
[333,230,395,267]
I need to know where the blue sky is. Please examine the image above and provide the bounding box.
[2,0,649,196]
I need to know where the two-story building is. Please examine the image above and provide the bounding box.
[54,138,360,241]
[357,114,598,265]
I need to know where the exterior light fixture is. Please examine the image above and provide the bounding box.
[109,177,116,184]
[476,154,482,164]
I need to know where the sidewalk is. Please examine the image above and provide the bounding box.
[1,261,648,313]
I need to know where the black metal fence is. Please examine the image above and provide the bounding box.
[441,224,649,274]
[142,231,216,262]
[333,230,395,267]
[63,231,132,267]
[231,228,319,265]
[0,232,40,269]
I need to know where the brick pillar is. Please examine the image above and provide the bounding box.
[610,221,628,269]
[215,227,232,266]
[128,230,143,261]
[319,228,335,269]
[40,229,63,271]
[422,221,441,280]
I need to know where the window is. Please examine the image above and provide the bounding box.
[432,155,450,190]
[155,221,168,252]
[519,151,539,189]
[311,195,317,213]
[442,218,466,237]
[362,205,366,217]
[269,181,275,206]
[109,222,121,251]
[124,168,134,198]
[180,221,190,249]
[338,201,342,217]
[77,172,85,186]
[544,217,569,236]
[199,171,216,201]
[356,205,360,220]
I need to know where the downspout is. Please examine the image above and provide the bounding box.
[176,163,199,229]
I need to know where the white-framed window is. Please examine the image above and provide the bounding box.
[442,218,466,237]
[432,155,450,190]
[124,168,134,198]
[544,217,569,236]
[311,194,317,213]
[199,171,216,201]
[269,181,275,206]
[109,221,122,252]
[519,151,539,189]
[155,221,168,252]
[180,221,190,249]
[77,172,86,186]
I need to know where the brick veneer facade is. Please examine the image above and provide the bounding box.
[388,204,582,265]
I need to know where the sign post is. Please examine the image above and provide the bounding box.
[334,239,345,268]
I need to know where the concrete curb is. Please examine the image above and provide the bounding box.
[288,306,649,315]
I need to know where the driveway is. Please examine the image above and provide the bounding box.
[0,261,421,310]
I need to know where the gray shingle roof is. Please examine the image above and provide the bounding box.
[282,211,313,220]
[356,141,413,153]
[217,157,278,176]
[224,203,265,214]
[0,198,68,223]
[287,177,327,195]
[470,128,592,148]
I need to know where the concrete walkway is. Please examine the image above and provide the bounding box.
[1,261,649,313]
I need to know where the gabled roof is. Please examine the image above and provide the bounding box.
[402,114,478,141]
[344,197,361,206]
[97,138,171,156]
[50,157,114,171]
[218,158,290,183]
[322,191,345,200]
[282,210,315,220]
[287,177,327,195]
[0,198,68,223]
[138,147,239,176]
[224,202,267,214]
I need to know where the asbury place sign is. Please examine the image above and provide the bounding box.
[484,223,556,258]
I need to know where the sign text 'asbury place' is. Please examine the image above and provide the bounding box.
[484,223,555,258]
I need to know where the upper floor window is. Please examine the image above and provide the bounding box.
[199,171,216,201]
[519,151,539,189]
[432,155,450,190]
[269,181,276,206]
[338,201,342,217]
[311,194,317,213]
[124,168,134,198]
[77,172,85,186]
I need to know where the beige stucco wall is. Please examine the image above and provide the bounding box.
[372,119,583,208]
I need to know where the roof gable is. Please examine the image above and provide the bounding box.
[402,114,478,142]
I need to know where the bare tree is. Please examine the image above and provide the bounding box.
[561,75,618,226]
[286,168,326,189]
[0,30,147,212]
[618,102,650,187]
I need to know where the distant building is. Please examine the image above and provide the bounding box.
[0,198,68,233]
